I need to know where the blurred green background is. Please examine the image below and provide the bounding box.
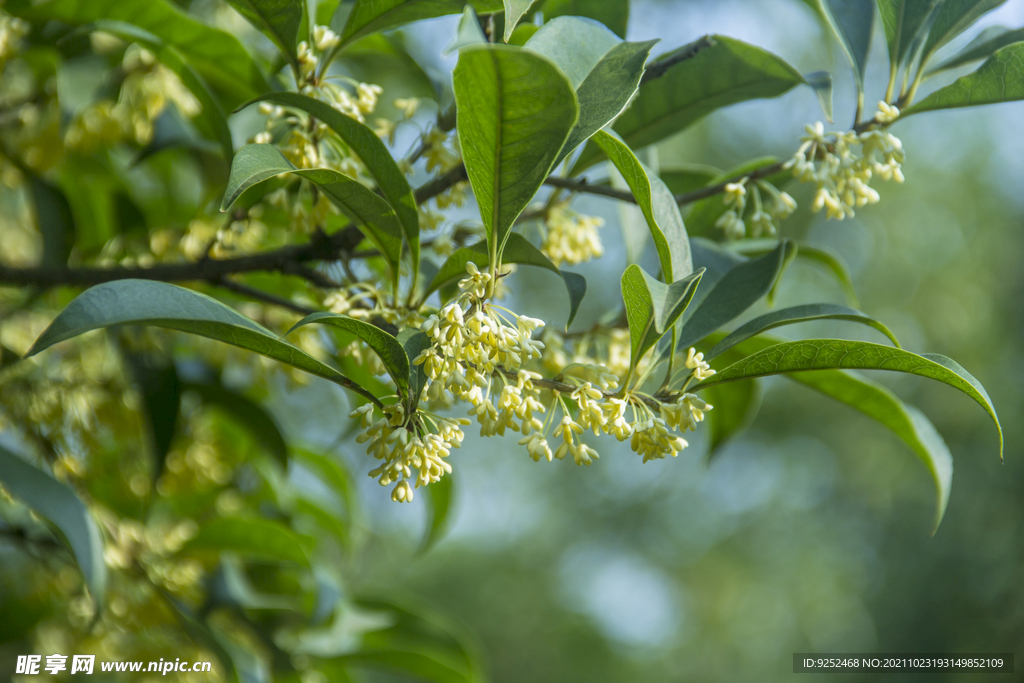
[2,0,1021,681]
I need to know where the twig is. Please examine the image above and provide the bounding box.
[673,160,788,205]
[213,278,317,315]
[543,176,637,203]
[640,35,717,84]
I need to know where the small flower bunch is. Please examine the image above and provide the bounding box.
[715,177,797,240]
[541,206,605,267]
[786,102,905,220]
[349,402,469,502]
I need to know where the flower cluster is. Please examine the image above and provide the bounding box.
[344,262,717,502]
[541,206,605,266]
[786,103,905,220]
[349,403,468,502]
[0,12,29,66]
[715,177,796,240]
[64,45,201,150]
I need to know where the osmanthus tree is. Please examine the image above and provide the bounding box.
[0,0,1014,679]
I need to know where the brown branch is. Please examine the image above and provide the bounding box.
[213,279,316,315]
[640,35,717,84]
[673,160,788,205]
[543,176,636,203]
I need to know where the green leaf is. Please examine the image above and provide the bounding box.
[593,131,691,281]
[288,313,410,396]
[708,303,900,359]
[805,70,834,122]
[25,279,379,405]
[225,0,304,68]
[503,0,536,42]
[621,265,704,375]
[574,36,806,171]
[245,93,420,277]
[876,0,942,72]
[816,0,875,90]
[222,144,404,288]
[0,444,106,607]
[524,18,657,160]
[183,517,311,566]
[676,240,794,350]
[927,25,1024,74]
[28,175,76,268]
[425,233,587,329]
[533,0,629,38]
[444,5,488,54]
[339,0,503,47]
[704,380,762,457]
[794,371,953,532]
[453,45,578,264]
[919,0,1008,65]
[5,0,270,109]
[122,352,181,481]
[399,329,432,408]
[694,339,1003,459]
[733,238,860,307]
[421,475,454,552]
[184,381,289,468]
[718,332,954,531]
[904,43,1024,113]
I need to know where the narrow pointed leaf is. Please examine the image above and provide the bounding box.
[28,175,76,268]
[733,238,860,307]
[0,445,106,607]
[225,0,304,68]
[222,144,404,284]
[525,18,657,160]
[920,0,1008,63]
[593,131,692,282]
[709,303,900,359]
[444,6,488,54]
[339,0,503,47]
[694,338,1003,459]
[4,0,270,108]
[574,36,805,170]
[288,313,410,395]
[453,46,578,261]
[927,26,1024,74]
[816,0,875,89]
[503,0,536,42]
[904,43,1024,113]
[795,371,953,533]
[676,241,794,350]
[806,70,834,122]
[122,352,182,481]
[534,0,630,39]
[26,280,378,404]
[877,0,942,71]
[245,93,420,275]
[398,329,431,408]
[621,265,703,371]
[421,475,454,552]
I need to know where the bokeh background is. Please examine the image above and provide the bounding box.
[2,0,1022,681]
[324,1,1024,681]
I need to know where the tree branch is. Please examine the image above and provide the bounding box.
[641,35,716,84]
